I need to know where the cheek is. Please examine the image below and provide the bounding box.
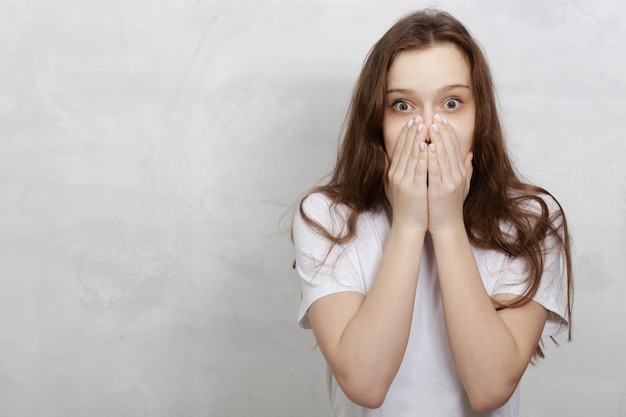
[457,128,474,156]
[448,116,475,156]
[383,121,404,156]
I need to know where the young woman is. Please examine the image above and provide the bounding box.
[292,9,573,417]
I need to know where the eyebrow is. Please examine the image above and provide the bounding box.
[386,84,471,94]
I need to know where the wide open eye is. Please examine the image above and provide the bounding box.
[392,100,413,112]
[444,98,461,110]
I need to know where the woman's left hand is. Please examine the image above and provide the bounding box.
[426,114,473,235]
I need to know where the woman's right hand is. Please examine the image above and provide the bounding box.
[385,115,429,232]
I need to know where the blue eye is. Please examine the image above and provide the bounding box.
[392,101,412,112]
[444,98,461,110]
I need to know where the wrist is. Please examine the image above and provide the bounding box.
[389,222,427,244]
[429,222,468,243]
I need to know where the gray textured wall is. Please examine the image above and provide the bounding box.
[1,0,624,416]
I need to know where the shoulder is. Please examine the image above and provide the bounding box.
[491,188,568,249]
[293,192,387,243]
[298,192,339,218]
[294,192,350,234]
[508,188,560,211]
[292,192,354,251]
[507,188,566,225]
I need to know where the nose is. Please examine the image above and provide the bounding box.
[421,108,435,143]
[421,108,433,124]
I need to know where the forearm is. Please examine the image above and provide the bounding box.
[330,225,425,404]
[311,114,430,406]
[431,227,529,410]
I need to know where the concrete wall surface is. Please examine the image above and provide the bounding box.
[1,0,624,416]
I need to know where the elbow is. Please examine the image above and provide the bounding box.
[466,381,517,413]
[349,391,387,410]
[336,374,389,409]
[352,393,386,410]
[468,396,506,414]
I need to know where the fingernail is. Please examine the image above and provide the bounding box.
[407,118,414,128]
[429,143,436,153]
[419,142,426,151]
[414,114,422,123]
[432,124,439,133]
[418,123,424,133]
[434,113,449,125]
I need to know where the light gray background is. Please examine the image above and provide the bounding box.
[1,0,624,416]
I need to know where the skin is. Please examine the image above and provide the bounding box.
[308,43,548,412]
[383,45,475,235]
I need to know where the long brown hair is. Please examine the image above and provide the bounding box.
[297,9,573,356]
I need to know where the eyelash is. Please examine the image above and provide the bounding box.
[444,98,462,110]
[391,100,413,112]
[390,98,463,112]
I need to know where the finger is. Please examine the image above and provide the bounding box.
[434,114,464,175]
[464,151,474,194]
[413,140,428,187]
[383,154,390,196]
[388,119,413,178]
[393,115,421,180]
[427,141,441,188]
[428,123,448,186]
[409,118,425,158]
[404,118,425,178]
[410,117,428,180]
[384,153,391,177]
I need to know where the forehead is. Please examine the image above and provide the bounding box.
[387,44,471,89]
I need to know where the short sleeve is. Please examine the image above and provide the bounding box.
[490,195,569,337]
[292,193,366,329]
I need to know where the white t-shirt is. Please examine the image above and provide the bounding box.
[293,193,568,417]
